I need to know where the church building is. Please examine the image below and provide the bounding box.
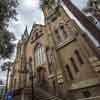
[8,0,100,100]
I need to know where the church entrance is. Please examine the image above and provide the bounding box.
[37,66,48,84]
[37,66,51,91]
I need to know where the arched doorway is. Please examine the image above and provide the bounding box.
[37,66,48,84]
[37,66,51,91]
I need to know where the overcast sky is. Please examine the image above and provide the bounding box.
[0,0,88,82]
[8,0,88,40]
[8,0,44,40]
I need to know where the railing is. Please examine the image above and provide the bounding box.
[78,96,100,100]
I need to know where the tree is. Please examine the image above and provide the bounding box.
[0,61,11,99]
[0,0,18,59]
[0,31,16,59]
[0,0,18,29]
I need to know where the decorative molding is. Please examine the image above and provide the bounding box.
[31,33,43,44]
[69,78,100,90]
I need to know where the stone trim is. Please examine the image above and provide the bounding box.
[69,78,100,90]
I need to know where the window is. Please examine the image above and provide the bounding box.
[60,25,67,38]
[35,45,46,66]
[75,50,84,64]
[55,24,68,43]
[35,32,39,39]
[70,57,79,73]
[47,49,54,74]
[55,29,62,42]
[28,57,32,72]
[65,64,74,80]
[48,64,53,74]
[83,90,91,98]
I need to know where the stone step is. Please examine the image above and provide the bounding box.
[34,87,62,100]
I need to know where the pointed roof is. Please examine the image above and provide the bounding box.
[21,26,29,41]
[24,25,28,38]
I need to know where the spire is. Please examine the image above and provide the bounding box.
[24,25,28,38]
[21,26,29,41]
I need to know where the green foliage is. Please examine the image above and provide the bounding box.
[0,31,15,59]
[0,0,18,29]
[0,0,18,59]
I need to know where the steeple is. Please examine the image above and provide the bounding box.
[22,26,28,41]
[24,26,28,38]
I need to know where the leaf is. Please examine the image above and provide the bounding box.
[0,0,18,30]
[0,31,16,59]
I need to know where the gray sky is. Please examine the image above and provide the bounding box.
[8,0,44,40]
[8,0,88,40]
[71,0,88,9]
[0,0,88,81]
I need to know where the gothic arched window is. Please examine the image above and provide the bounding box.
[46,48,54,74]
[54,24,68,44]
[75,50,84,65]
[54,29,62,43]
[59,25,67,39]
[35,45,46,66]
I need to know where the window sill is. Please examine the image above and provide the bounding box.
[36,63,47,68]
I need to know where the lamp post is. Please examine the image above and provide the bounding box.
[29,57,34,100]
